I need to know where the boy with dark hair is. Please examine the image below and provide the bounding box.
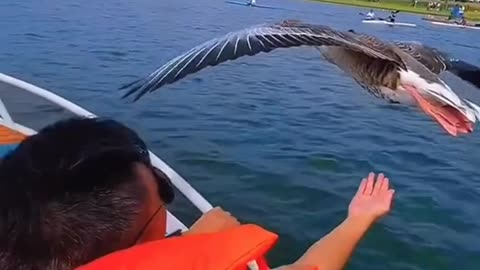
[0,118,238,269]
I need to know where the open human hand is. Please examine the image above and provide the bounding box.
[348,172,395,225]
[186,206,240,235]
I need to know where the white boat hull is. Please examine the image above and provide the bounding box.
[225,0,278,9]
[430,21,480,30]
[362,20,417,27]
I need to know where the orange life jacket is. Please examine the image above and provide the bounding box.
[77,224,278,270]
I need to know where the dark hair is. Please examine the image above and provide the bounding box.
[0,118,150,270]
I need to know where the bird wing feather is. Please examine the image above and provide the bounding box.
[120,20,406,101]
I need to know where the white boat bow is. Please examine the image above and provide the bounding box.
[362,19,417,27]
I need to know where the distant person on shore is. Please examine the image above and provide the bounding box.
[458,5,466,24]
[387,10,400,23]
[247,0,256,6]
[366,9,376,20]
[449,4,461,20]
[449,4,467,25]
[459,5,465,17]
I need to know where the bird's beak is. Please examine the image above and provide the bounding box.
[403,84,473,136]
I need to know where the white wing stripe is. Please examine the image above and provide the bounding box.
[150,46,202,89]
[174,45,210,78]
[142,47,199,88]
[196,41,223,68]
[246,34,252,52]
[216,39,231,61]
[252,28,266,48]
[234,35,241,57]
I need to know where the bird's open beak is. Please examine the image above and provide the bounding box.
[403,85,473,136]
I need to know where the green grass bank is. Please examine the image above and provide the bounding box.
[311,0,480,21]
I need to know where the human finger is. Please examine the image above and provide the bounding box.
[364,172,375,195]
[224,216,241,227]
[386,189,395,209]
[372,173,385,195]
[210,206,222,213]
[381,177,390,193]
[356,178,367,196]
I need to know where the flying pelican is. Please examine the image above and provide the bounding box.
[120,20,480,137]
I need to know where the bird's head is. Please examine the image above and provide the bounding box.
[399,70,478,136]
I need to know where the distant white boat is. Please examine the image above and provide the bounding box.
[362,19,417,27]
[430,21,480,30]
[225,0,279,9]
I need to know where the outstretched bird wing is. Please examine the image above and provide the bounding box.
[120,20,406,101]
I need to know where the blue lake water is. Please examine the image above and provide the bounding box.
[1,0,480,269]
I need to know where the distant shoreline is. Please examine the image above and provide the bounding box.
[310,0,480,21]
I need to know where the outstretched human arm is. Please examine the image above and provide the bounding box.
[283,172,395,270]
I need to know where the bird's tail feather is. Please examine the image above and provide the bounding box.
[118,79,148,101]
[119,79,142,90]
